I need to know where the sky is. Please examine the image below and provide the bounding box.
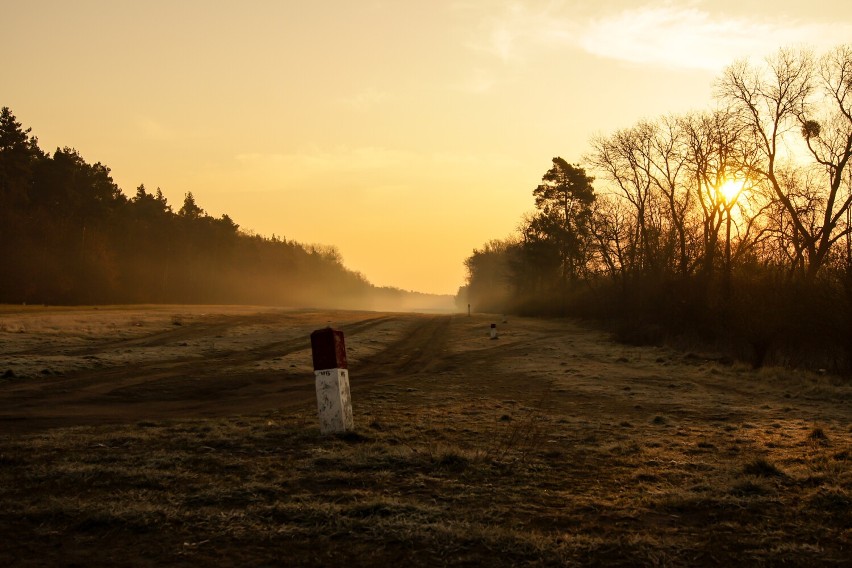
[4,1,852,295]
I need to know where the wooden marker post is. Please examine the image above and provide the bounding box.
[310,328,354,434]
[490,323,498,340]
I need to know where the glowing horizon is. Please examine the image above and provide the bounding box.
[5,1,851,295]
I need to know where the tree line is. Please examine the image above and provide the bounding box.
[459,45,852,372]
[0,107,437,310]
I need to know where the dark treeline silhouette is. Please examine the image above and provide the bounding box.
[459,45,852,372]
[0,107,449,311]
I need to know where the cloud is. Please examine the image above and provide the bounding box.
[466,1,852,72]
[465,2,566,63]
[578,5,852,71]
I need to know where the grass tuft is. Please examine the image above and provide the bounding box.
[808,487,851,512]
[435,450,471,472]
[742,458,785,477]
[807,427,830,445]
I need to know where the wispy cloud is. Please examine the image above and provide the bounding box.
[465,2,566,63]
[578,5,852,71]
[467,1,852,72]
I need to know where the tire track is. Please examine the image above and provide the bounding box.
[0,314,413,433]
[353,315,452,378]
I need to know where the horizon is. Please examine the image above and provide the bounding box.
[5,1,851,295]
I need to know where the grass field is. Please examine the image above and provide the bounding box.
[1,306,850,566]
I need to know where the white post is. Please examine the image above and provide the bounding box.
[310,327,354,434]
[490,323,498,340]
[314,368,353,433]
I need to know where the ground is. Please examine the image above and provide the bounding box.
[0,305,850,566]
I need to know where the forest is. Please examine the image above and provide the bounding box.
[459,46,852,373]
[0,107,444,311]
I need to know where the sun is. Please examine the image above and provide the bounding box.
[719,179,744,205]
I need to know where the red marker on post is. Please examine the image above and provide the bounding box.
[310,327,354,434]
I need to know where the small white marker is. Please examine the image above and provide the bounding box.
[490,323,498,340]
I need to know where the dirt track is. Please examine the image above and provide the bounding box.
[0,307,459,433]
[1,305,850,438]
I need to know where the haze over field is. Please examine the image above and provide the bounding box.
[5,1,852,294]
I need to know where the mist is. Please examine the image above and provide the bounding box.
[0,107,454,312]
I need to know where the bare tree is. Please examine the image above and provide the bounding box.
[717,46,852,278]
[645,115,696,276]
[681,109,741,276]
[798,45,852,276]
[588,195,632,282]
[588,126,657,275]
[680,109,774,281]
[589,118,697,277]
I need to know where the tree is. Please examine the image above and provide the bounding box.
[680,109,772,279]
[588,195,632,282]
[588,126,658,275]
[217,213,239,234]
[131,184,172,218]
[799,45,852,275]
[0,106,41,208]
[531,157,596,281]
[516,212,562,293]
[179,191,205,218]
[154,187,171,212]
[717,46,852,278]
[464,239,514,312]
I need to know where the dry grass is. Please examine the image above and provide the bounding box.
[1,309,850,566]
[2,398,849,566]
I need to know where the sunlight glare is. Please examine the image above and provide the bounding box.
[719,179,744,205]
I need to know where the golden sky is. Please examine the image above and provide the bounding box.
[5,1,851,295]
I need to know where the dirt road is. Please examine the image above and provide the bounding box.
[2,305,848,436]
[0,307,454,433]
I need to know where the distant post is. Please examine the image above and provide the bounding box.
[310,328,354,434]
[468,303,471,317]
[490,323,498,340]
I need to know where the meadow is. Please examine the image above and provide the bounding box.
[1,306,849,566]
